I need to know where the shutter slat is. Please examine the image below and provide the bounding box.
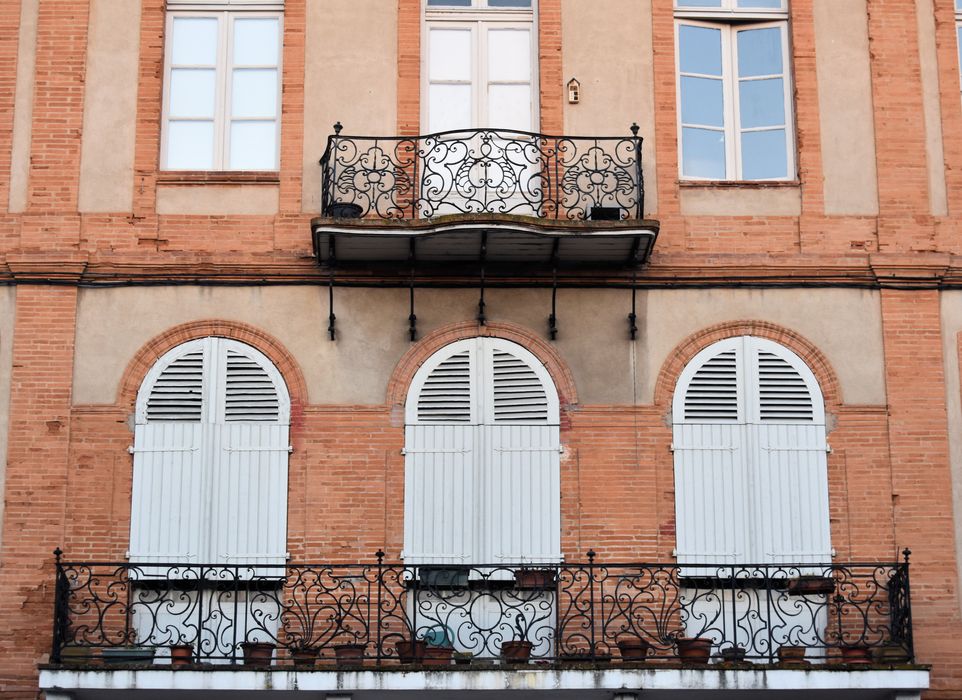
[225,349,280,422]
[757,351,814,422]
[417,351,472,423]
[684,350,739,422]
[492,350,548,423]
[146,350,204,422]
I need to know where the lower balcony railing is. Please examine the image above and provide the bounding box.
[50,550,914,668]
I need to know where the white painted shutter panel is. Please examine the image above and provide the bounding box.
[130,341,208,565]
[748,340,830,564]
[480,341,560,565]
[208,341,290,566]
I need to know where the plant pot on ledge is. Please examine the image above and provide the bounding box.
[396,639,428,664]
[241,642,275,667]
[676,637,712,665]
[840,644,872,665]
[787,575,836,596]
[513,568,557,590]
[290,646,319,669]
[617,638,651,662]
[169,644,193,668]
[423,645,454,667]
[777,645,810,668]
[333,643,366,667]
[501,640,533,664]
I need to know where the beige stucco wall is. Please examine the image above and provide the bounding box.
[679,186,801,217]
[561,0,657,215]
[914,0,948,216]
[155,185,280,215]
[0,287,17,552]
[302,0,398,213]
[940,292,962,611]
[74,286,885,410]
[77,0,141,213]
[813,0,879,216]
[7,0,39,213]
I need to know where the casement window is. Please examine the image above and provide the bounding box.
[675,0,795,180]
[671,336,830,566]
[129,337,291,567]
[162,0,283,170]
[424,0,537,132]
[403,337,560,566]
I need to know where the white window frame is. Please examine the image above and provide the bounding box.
[161,6,283,171]
[422,0,539,132]
[956,1,962,105]
[674,1,796,181]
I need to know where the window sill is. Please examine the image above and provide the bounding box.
[156,171,281,186]
[678,179,800,190]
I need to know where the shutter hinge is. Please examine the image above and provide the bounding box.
[223,445,293,453]
[401,448,471,455]
[128,446,199,454]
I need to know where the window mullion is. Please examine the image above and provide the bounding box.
[219,12,232,170]
[724,26,739,180]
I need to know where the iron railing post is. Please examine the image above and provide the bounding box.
[376,550,384,666]
[902,548,914,662]
[587,549,596,660]
[50,548,66,664]
[631,123,643,219]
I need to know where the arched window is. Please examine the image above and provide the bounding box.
[403,337,561,565]
[129,337,291,566]
[671,336,831,565]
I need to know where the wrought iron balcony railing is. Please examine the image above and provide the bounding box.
[51,550,914,667]
[320,125,645,221]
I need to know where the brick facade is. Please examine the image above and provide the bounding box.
[0,0,961,698]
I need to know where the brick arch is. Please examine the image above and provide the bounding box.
[386,321,578,410]
[653,320,843,411]
[117,320,309,412]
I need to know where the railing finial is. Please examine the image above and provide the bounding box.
[586,549,596,563]
[376,549,385,562]
[903,548,912,563]
[630,122,640,137]
[334,121,343,135]
[53,547,62,563]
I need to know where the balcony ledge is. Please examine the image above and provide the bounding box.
[40,665,929,698]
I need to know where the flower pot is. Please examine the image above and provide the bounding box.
[423,646,454,667]
[58,646,95,666]
[676,637,712,665]
[453,651,473,665]
[396,639,428,664]
[501,640,533,664]
[874,643,911,664]
[787,575,836,596]
[329,202,364,219]
[514,569,557,590]
[291,647,319,669]
[720,646,747,663]
[840,645,872,665]
[241,641,275,667]
[170,644,193,668]
[777,645,809,667]
[617,638,651,662]
[101,646,156,666]
[334,643,366,667]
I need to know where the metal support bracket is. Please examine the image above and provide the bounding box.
[477,231,487,326]
[328,238,337,341]
[548,239,559,340]
[628,274,638,341]
[408,238,418,341]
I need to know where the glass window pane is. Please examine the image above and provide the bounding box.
[679,25,722,76]
[167,121,215,169]
[233,18,279,66]
[681,76,724,127]
[169,69,216,118]
[229,121,277,169]
[738,77,785,128]
[232,69,278,118]
[171,17,218,65]
[430,28,472,81]
[682,127,726,179]
[488,29,530,81]
[676,0,723,6]
[737,27,783,77]
[488,0,532,6]
[428,0,472,5]
[429,84,472,132]
[738,0,784,7]
[488,84,531,130]
[741,129,787,179]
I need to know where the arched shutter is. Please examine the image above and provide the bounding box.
[404,337,560,565]
[130,337,290,566]
[672,336,830,566]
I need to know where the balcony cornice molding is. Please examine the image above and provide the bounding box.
[6,253,88,282]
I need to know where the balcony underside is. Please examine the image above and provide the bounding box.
[311,214,660,273]
[40,666,930,700]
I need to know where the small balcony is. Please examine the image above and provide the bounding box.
[49,552,916,669]
[312,127,659,274]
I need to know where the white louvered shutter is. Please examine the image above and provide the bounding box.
[130,339,209,564]
[672,337,830,567]
[130,337,290,567]
[404,338,560,566]
[208,340,290,566]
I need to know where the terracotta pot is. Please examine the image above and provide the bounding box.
[787,575,836,596]
[777,645,808,667]
[333,643,366,667]
[170,644,193,668]
[291,647,319,669]
[513,569,557,590]
[240,642,275,667]
[395,639,427,664]
[840,645,872,665]
[501,640,533,663]
[617,638,651,662]
[874,644,911,664]
[676,637,712,665]
[423,646,454,667]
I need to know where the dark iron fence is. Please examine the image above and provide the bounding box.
[320,126,644,221]
[51,549,913,667]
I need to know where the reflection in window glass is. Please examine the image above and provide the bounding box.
[741,129,787,180]
[679,25,722,75]
[682,127,726,179]
[737,27,783,77]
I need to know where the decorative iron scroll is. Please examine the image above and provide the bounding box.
[320,128,644,221]
[51,549,913,666]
